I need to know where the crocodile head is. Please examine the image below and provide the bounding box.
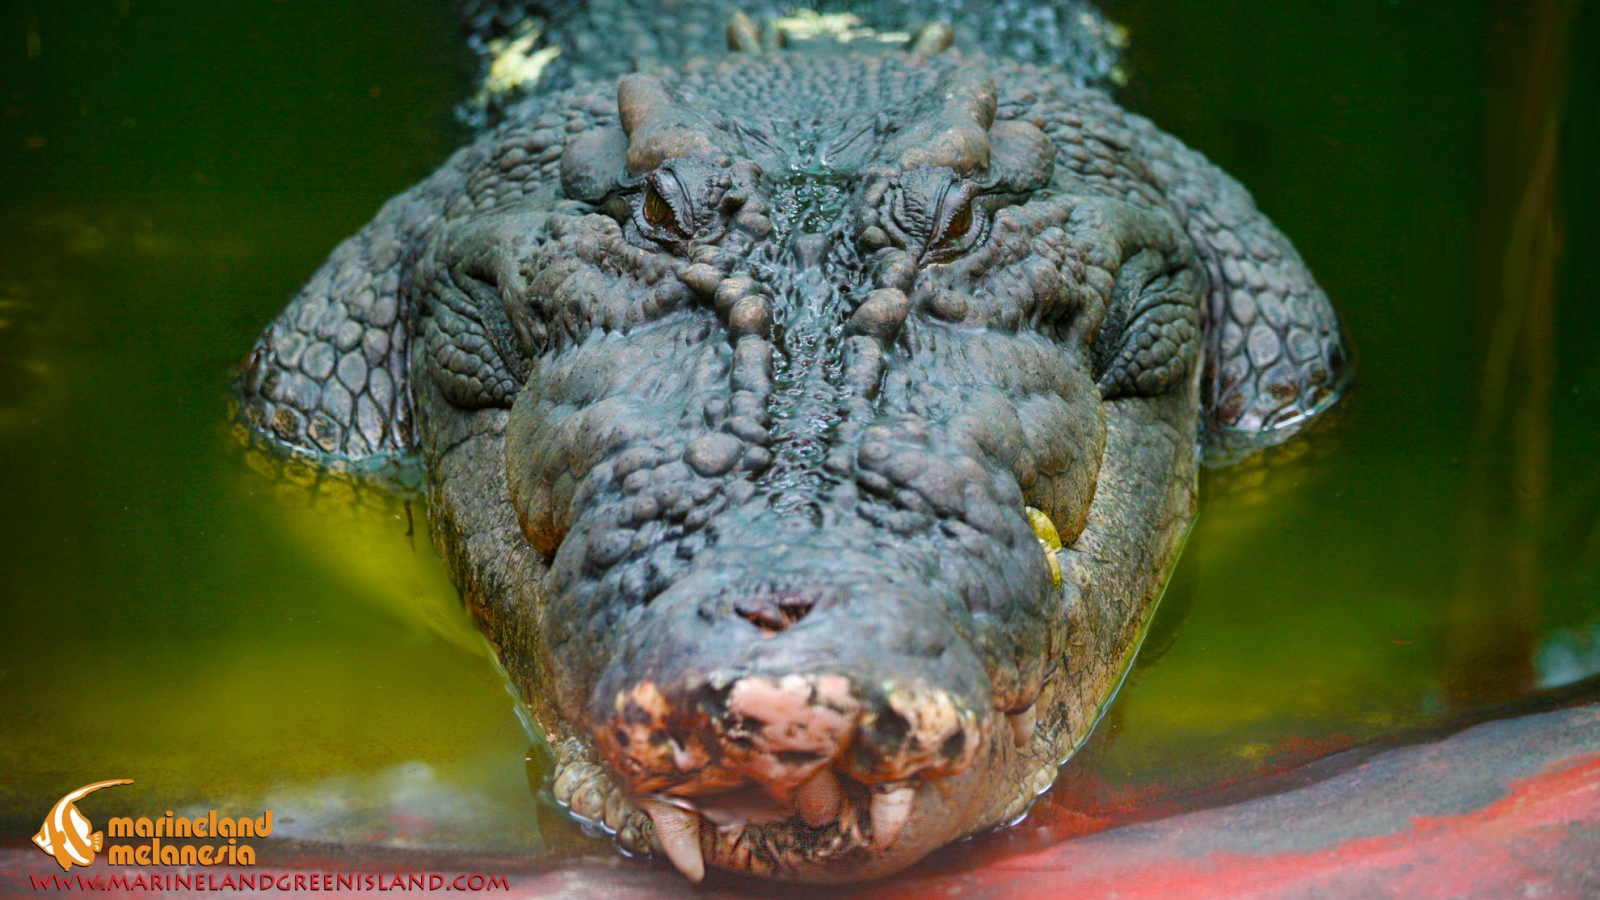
[426,53,1208,881]
[239,46,1346,884]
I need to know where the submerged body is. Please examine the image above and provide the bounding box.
[236,5,1346,883]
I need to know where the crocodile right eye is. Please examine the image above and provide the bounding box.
[923,181,985,262]
[643,183,676,230]
[638,172,693,242]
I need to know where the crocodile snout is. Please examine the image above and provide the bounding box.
[582,561,1010,880]
[598,671,990,880]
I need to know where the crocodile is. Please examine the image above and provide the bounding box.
[234,0,1348,883]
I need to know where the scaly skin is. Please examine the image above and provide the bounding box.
[235,23,1347,885]
[454,0,1122,125]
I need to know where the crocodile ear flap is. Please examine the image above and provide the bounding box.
[1135,124,1351,461]
[236,195,427,468]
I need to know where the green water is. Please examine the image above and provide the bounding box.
[1,0,1596,869]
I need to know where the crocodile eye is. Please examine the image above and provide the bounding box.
[639,172,692,241]
[926,183,982,259]
[644,183,676,230]
[941,200,973,243]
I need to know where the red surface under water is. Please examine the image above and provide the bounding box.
[2,703,1594,900]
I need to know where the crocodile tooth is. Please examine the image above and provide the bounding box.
[669,738,696,772]
[796,767,843,827]
[1026,506,1064,587]
[1009,705,1037,747]
[870,784,915,849]
[639,798,705,883]
[1025,507,1063,550]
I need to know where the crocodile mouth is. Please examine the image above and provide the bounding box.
[637,770,949,882]
[548,666,1055,882]
[524,494,1078,882]
[636,767,965,882]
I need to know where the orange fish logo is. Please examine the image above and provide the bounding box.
[33,780,132,871]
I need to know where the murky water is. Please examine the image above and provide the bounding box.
[2,0,1596,878]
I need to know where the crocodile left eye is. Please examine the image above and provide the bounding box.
[925,182,983,260]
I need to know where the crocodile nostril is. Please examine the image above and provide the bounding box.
[733,589,820,633]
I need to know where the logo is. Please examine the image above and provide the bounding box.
[32,780,273,871]
[32,780,133,872]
